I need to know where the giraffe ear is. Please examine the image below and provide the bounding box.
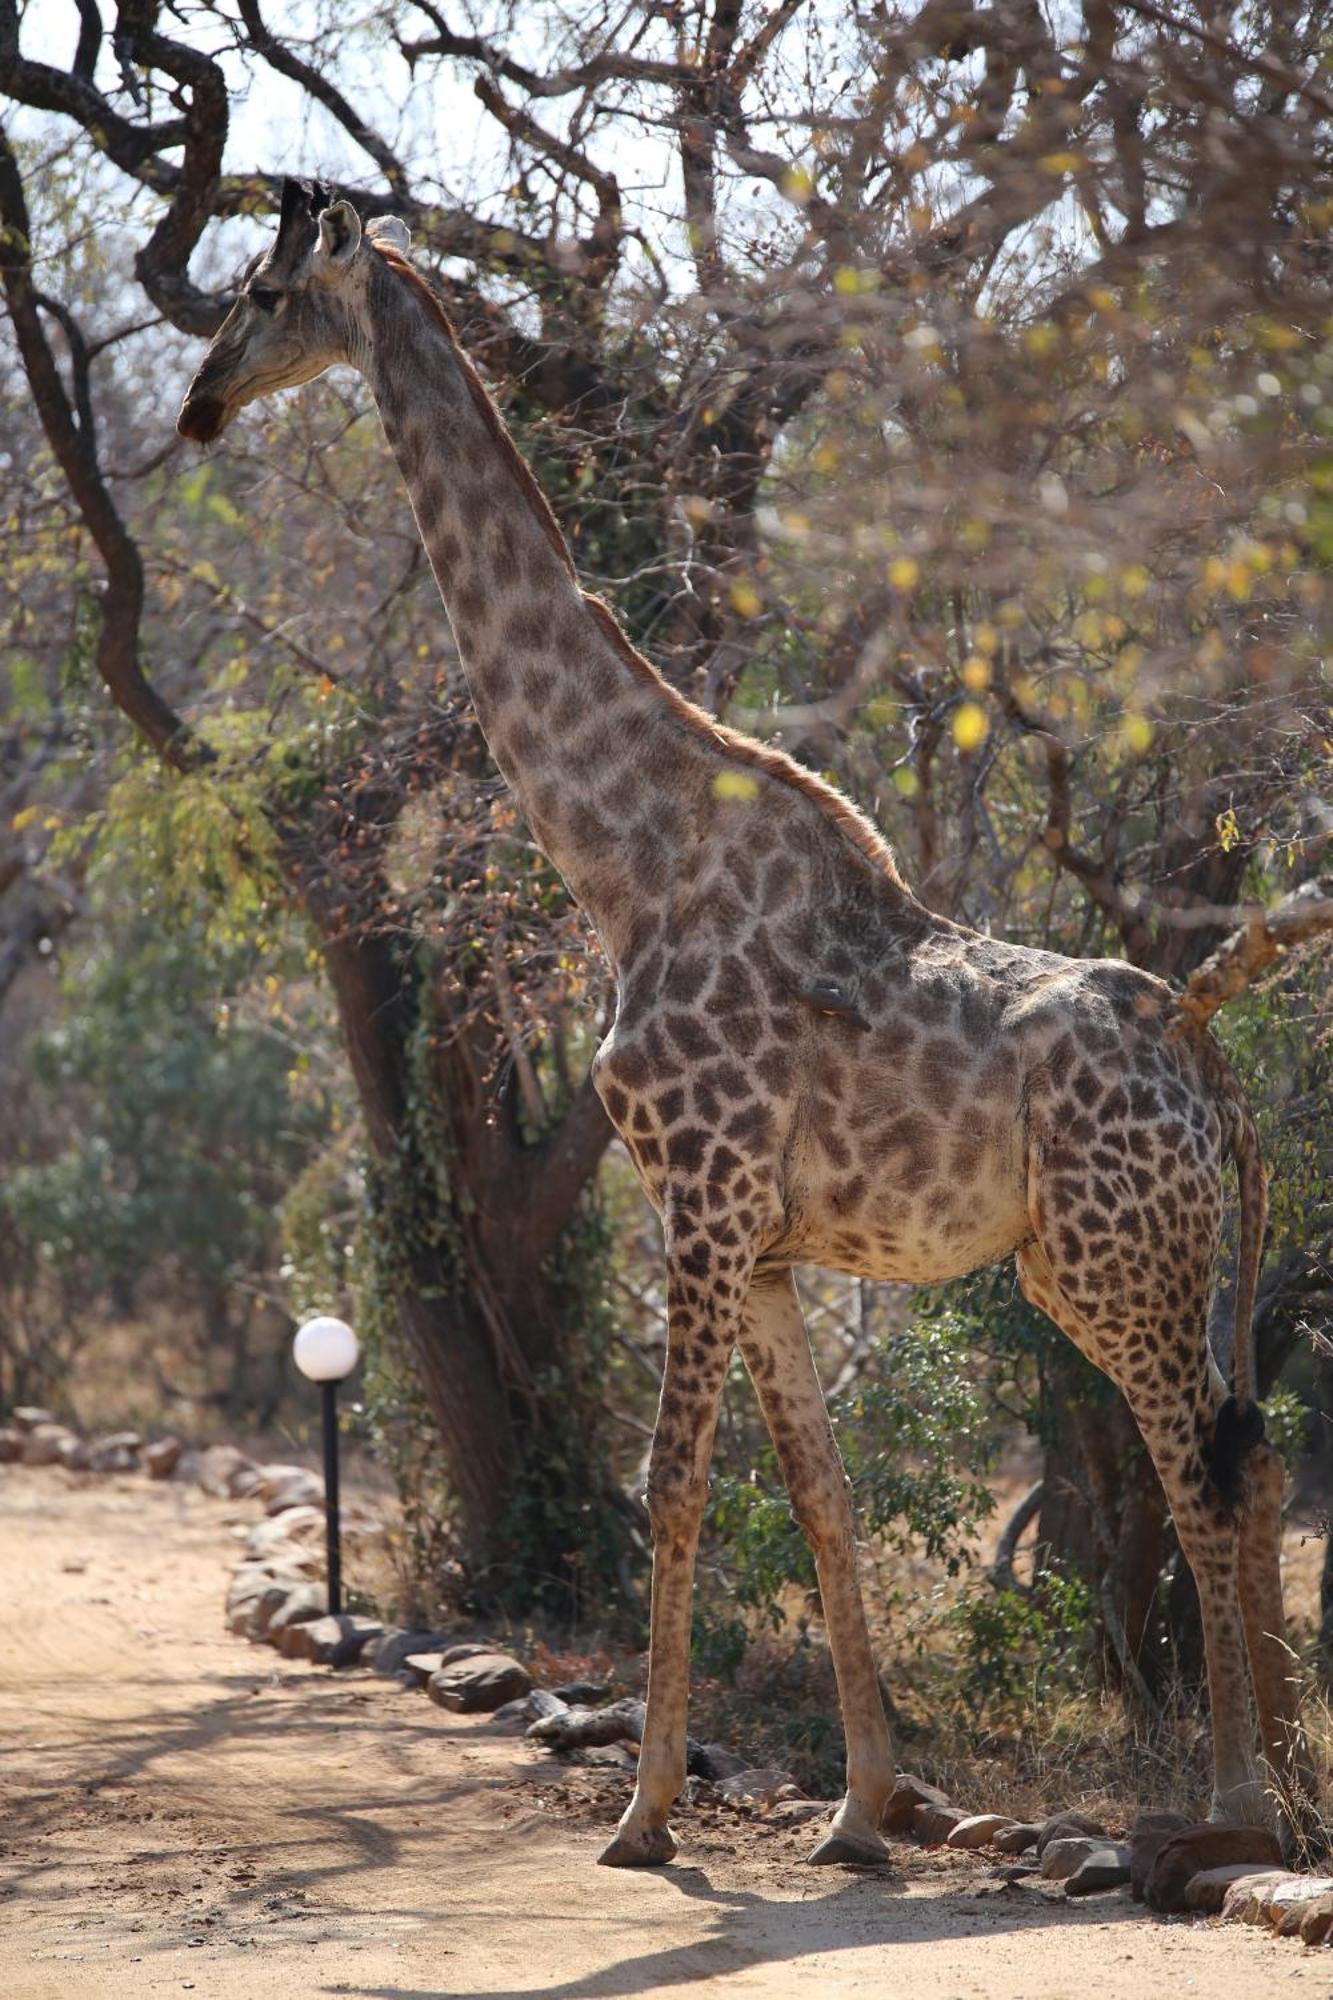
[366,215,411,253]
[318,201,362,264]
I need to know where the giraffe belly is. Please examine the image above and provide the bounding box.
[788,1107,1029,1285]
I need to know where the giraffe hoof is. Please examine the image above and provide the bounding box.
[597,1823,678,1868]
[807,1828,891,1868]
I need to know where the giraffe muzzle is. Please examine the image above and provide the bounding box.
[176,392,227,445]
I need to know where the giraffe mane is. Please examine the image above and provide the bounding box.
[370,243,906,890]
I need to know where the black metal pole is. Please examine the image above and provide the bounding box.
[321,1377,342,1617]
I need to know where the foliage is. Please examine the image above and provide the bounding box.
[698,1310,997,1662]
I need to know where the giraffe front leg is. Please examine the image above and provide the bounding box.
[738,1270,895,1867]
[598,1232,747,1868]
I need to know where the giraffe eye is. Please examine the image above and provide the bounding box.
[249,285,281,313]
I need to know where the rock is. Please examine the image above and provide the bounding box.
[1064,1843,1132,1896]
[56,1434,93,1470]
[775,1783,808,1803]
[993,1823,1042,1855]
[1130,1828,1180,1902]
[716,1767,798,1809]
[1145,1823,1284,1914]
[527,1698,646,1752]
[88,1434,139,1472]
[551,1679,611,1705]
[264,1468,325,1515]
[373,1629,452,1677]
[402,1652,449,1688]
[1266,1876,1333,1936]
[696,1743,750,1782]
[244,1508,326,1558]
[264,1582,328,1639]
[884,1773,953,1834]
[1220,1871,1301,1924]
[947,1814,1018,1851]
[527,1688,571,1724]
[89,1430,142,1461]
[489,1698,539,1732]
[911,1803,968,1844]
[0,1428,22,1462]
[228,1463,265,1498]
[21,1424,78,1466]
[1128,1807,1191,1839]
[772,1799,832,1826]
[12,1406,57,1432]
[301,1614,384,1667]
[426,1651,532,1713]
[144,1436,183,1479]
[582,1744,638,1770]
[1040,1837,1103,1882]
[1035,1810,1107,1856]
[1185,1863,1285,1914]
[438,1641,494,1668]
[1298,1891,1333,1944]
[197,1444,257,1498]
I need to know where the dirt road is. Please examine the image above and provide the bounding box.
[1,1466,1329,1999]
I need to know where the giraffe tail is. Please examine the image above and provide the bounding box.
[1205,1089,1268,1509]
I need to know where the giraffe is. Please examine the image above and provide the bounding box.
[178,183,1320,1869]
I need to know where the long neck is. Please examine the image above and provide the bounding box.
[362,257,678,965]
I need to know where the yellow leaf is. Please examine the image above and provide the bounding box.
[961,655,990,692]
[1040,151,1083,174]
[11,804,40,833]
[953,703,988,752]
[729,579,763,618]
[888,556,920,590]
[1123,713,1153,753]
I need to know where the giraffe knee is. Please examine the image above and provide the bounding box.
[645,1457,707,1547]
[790,1470,855,1554]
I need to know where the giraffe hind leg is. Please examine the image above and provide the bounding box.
[1016,1236,1268,1827]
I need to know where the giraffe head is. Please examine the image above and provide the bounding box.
[177,179,409,444]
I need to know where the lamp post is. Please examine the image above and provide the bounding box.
[293,1315,360,1618]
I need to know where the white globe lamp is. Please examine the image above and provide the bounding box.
[292,1315,360,1615]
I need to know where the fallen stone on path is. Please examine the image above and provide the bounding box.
[1064,1843,1132,1896]
[946,1814,1018,1851]
[0,1427,21,1462]
[400,1646,489,1688]
[550,1679,611,1705]
[768,1798,831,1827]
[883,1773,952,1834]
[1145,1823,1283,1914]
[992,1823,1042,1855]
[527,1697,647,1752]
[144,1436,183,1479]
[912,1803,968,1844]
[12,1406,57,1432]
[695,1742,749,1782]
[1035,1810,1107,1856]
[56,1433,93,1470]
[1184,1863,1285,1914]
[427,1651,532,1713]
[197,1444,260,1499]
[717,1768,800,1810]
[1040,1837,1104,1882]
[299,1614,384,1667]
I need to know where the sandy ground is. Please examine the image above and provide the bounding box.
[2,1467,1330,2000]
